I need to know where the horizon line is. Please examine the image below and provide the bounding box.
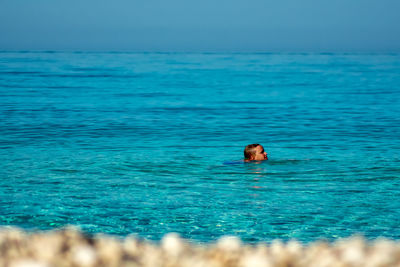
[1,50,399,55]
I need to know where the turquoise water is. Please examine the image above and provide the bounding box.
[1,52,400,243]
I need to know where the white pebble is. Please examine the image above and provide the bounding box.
[161,233,185,256]
[72,245,97,267]
[217,235,242,251]
[241,253,273,267]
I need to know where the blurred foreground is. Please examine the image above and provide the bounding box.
[1,227,399,267]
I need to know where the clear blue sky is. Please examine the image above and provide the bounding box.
[1,0,399,52]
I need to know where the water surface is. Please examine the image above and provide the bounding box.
[1,52,400,243]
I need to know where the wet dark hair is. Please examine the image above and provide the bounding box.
[244,144,260,159]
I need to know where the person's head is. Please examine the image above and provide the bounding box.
[244,144,268,161]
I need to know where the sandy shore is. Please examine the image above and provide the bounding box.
[1,227,399,267]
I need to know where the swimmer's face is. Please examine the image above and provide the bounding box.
[253,145,268,161]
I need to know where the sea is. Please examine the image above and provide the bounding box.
[0,51,399,244]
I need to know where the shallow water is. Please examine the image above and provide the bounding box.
[1,52,400,243]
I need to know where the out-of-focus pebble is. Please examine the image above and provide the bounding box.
[72,245,97,267]
[161,232,185,256]
[240,252,273,267]
[217,236,242,251]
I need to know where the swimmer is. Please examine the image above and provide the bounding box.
[244,144,268,161]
